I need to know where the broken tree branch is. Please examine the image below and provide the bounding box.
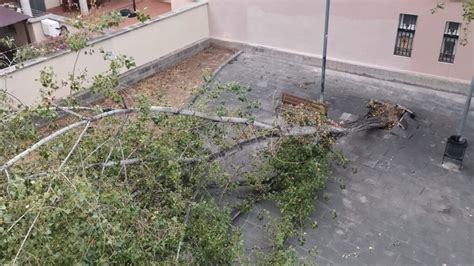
[0,106,272,171]
[1,101,395,172]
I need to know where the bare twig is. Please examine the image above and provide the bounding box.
[6,208,33,233]
[175,166,210,262]
[4,168,11,197]
[101,145,114,176]
[117,139,128,182]
[1,120,88,171]
[87,158,141,169]
[12,181,53,264]
[59,121,91,171]
[50,102,87,120]
[1,89,25,107]
[101,115,129,176]
[13,211,40,264]
[0,108,133,171]
[4,168,10,183]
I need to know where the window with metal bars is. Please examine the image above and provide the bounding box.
[439,22,461,63]
[394,14,418,57]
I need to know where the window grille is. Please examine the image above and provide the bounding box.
[439,22,461,63]
[394,14,418,57]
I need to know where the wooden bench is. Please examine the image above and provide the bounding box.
[281,92,327,115]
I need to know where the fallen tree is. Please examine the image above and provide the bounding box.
[0,22,411,262]
[0,90,408,264]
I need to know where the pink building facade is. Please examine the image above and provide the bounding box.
[208,0,473,85]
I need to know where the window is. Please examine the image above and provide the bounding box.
[439,22,461,63]
[394,14,418,57]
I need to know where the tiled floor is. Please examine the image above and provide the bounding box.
[48,0,171,28]
[201,51,474,265]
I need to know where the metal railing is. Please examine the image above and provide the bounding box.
[0,36,69,69]
[31,8,50,18]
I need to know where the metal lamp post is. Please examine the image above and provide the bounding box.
[442,76,474,168]
[320,0,331,102]
[119,0,137,18]
[457,76,474,140]
[128,0,137,18]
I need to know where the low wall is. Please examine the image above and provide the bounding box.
[27,14,77,43]
[212,38,470,95]
[171,0,196,10]
[1,1,210,106]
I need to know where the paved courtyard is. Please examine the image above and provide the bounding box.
[212,51,474,265]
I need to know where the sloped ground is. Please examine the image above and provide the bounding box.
[211,51,473,265]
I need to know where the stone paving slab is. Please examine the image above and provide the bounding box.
[212,51,474,265]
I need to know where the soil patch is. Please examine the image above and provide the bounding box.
[100,44,237,108]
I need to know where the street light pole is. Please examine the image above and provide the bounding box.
[320,0,331,102]
[458,76,474,140]
[128,0,137,17]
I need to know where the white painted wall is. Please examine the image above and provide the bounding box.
[44,0,61,9]
[171,0,195,10]
[1,2,210,106]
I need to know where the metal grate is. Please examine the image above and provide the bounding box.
[394,14,418,57]
[439,21,461,63]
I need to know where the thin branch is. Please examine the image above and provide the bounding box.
[100,115,129,176]
[101,145,114,176]
[6,208,34,233]
[1,89,25,108]
[175,166,210,262]
[4,168,11,198]
[12,181,53,264]
[50,102,87,120]
[79,148,86,177]
[4,168,10,183]
[13,211,40,264]
[0,105,101,114]
[21,158,141,180]
[0,108,133,171]
[117,139,128,182]
[59,121,91,171]
[146,106,274,129]
[87,158,141,169]
[0,120,88,171]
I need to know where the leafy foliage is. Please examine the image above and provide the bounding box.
[0,37,47,69]
[433,0,473,45]
[0,64,343,264]
[0,12,354,265]
[463,0,474,22]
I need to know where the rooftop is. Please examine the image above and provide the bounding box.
[47,0,171,28]
[0,6,30,27]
